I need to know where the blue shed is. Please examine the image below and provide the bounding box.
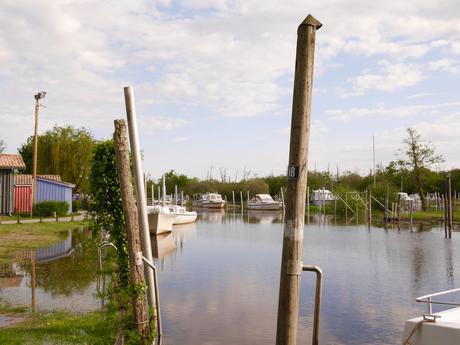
[36,177,75,214]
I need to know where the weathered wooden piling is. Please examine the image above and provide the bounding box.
[276,14,321,345]
[447,174,453,238]
[240,191,243,211]
[113,119,150,339]
[367,189,372,226]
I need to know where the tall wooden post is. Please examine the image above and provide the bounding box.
[124,87,156,314]
[276,14,321,345]
[447,174,453,238]
[384,183,389,225]
[367,189,372,226]
[113,119,150,339]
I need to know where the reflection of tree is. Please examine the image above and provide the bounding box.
[23,229,99,296]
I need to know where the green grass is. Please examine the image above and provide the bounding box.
[409,210,460,220]
[0,221,88,259]
[0,310,115,345]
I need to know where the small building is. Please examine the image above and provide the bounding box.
[13,174,74,214]
[13,175,62,213]
[0,154,26,215]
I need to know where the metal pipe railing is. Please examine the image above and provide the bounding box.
[143,256,162,337]
[303,265,323,345]
[416,288,460,314]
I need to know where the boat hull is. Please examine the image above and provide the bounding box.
[148,212,176,235]
[201,201,226,209]
[173,212,198,225]
[247,202,283,211]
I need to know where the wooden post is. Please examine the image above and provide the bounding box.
[247,190,250,205]
[384,183,389,224]
[306,186,310,223]
[151,184,154,206]
[31,96,40,216]
[367,189,372,226]
[124,87,156,315]
[232,190,235,208]
[174,185,178,205]
[281,187,285,210]
[448,174,453,238]
[113,119,150,339]
[240,191,243,211]
[276,14,321,345]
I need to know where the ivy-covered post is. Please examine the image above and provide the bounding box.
[113,119,150,340]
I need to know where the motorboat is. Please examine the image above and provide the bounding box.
[146,205,176,234]
[310,188,337,206]
[168,205,197,225]
[403,288,460,345]
[247,194,283,210]
[146,175,176,234]
[200,193,226,209]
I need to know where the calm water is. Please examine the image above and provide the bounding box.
[155,210,458,345]
[0,213,458,345]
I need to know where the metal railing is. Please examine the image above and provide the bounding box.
[416,288,460,315]
[302,265,323,345]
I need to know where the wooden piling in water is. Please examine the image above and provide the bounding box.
[276,14,321,345]
[113,119,150,339]
[367,189,372,226]
[232,190,235,208]
[447,174,453,238]
[240,191,243,211]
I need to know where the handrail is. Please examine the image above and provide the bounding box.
[303,265,323,345]
[143,256,162,337]
[416,288,460,315]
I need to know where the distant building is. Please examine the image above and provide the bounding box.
[0,154,26,215]
[13,174,75,214]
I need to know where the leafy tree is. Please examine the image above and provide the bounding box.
[0,139,5,153]
[18,126,95,193]
[398,128,444,210]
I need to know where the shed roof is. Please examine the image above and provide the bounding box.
[0,154,26,169]
[14,174,62,186]
[37,176,75,189]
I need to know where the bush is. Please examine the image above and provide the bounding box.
[72,200,81,212]
[33,201,69,217]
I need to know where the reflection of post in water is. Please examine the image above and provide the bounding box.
[30,250,36,312]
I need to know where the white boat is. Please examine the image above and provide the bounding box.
[168,205,197,225]
[403,288,460,345]
[310,188,336,206]
[146,175,176,234]
[146,205,176,235]
[247,194,283,210]
[200,193,226,209]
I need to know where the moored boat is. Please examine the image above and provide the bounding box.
[247,194,283,210]
[168,205,197,225]
[196,193,226,209]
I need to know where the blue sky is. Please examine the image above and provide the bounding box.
[1,0,459,180]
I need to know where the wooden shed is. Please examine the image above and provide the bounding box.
[13,175,62,213]
[0,154,25,215]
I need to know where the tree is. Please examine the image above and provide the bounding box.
[0,139,5,153]
[18,126,95,193]
[398,128,444,210]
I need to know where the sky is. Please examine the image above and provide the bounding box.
[1,0,460,180]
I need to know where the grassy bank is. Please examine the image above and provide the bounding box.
[0,220,88,259]
[0,309,115,345]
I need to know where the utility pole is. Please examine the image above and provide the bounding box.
[31,91,46,215]
[124,86,156,315]
[373,135,376,188]
[276,14,321,345]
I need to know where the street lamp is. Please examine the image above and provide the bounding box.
[31,91,46,216]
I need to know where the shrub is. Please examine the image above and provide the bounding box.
[72,200,81,212]
[33,201,69,217]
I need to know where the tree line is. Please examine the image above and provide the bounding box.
[14,126,458,212]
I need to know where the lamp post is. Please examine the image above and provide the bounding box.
[31,91,46,216]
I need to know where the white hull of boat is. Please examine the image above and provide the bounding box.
[147,212,176,235]
[173,213,197,225]
[201,201,226,209]
[247,202,283,210]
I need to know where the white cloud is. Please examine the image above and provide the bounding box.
[339,61,423,97]
[428,58,460,74]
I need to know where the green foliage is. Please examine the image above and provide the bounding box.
[72,200,81,212]
[18,125,96,193]
[0,139,5,153]
[88,140,129,290]
[33,201,69,217]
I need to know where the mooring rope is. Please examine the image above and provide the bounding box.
[402,317,436,345]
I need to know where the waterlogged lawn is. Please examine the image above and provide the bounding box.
[0,221,88,259]
[0,310,115,345]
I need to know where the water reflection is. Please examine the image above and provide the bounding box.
[0,228,103,312]
[153,213,459,345]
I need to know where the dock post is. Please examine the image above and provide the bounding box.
[123,87,156,317]
[113,119,150,339]
[151,184,155,206]
[367,189,372,226]
[232,190,235,208]
[447,174,453,238]
[240,191,243,212]
[181,190,184,207]
[276,14,321,345]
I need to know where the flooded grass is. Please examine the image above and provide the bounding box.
[0,310,115,345]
